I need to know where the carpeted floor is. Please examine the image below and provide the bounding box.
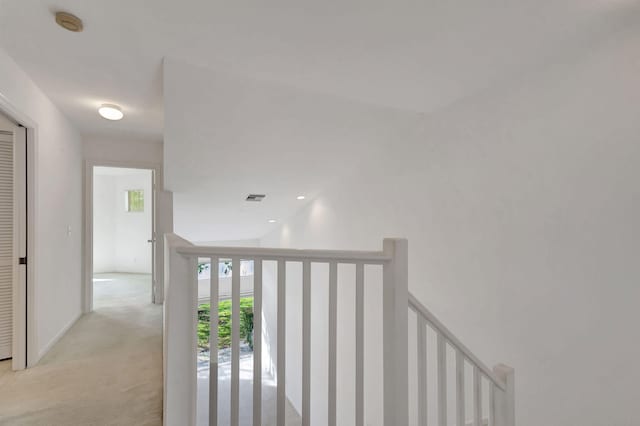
[0,274,163,426]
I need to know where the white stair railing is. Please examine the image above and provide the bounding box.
[409,294,515,426]
[163,234,514,426]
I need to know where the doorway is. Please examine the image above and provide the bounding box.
[91,166,155,309]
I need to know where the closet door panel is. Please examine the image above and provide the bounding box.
[0,129,14,359]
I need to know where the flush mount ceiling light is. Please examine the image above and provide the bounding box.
[268,219,277,223]
[55,11,83,32]
[98,104,124,121]
[296,195,306,200]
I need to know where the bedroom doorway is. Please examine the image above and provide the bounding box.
[87,165,157,310]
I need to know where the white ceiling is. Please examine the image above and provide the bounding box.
[1,0,634,142]
[1,0,638,241]
[164,60,423,241]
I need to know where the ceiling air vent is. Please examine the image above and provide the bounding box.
[246,194,266,202]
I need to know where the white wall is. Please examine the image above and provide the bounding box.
[193,239,260,247]
[93,170,153,274]
[0,47,83,363]
[93,174,117,272]
[114,172,153,273]
[197,275,254,302]
[84,137,163,166]
[261,25,640,426]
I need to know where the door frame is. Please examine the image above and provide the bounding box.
[83,159,163,313]
[0,93,37,370]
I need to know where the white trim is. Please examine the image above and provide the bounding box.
[83,159,163,313]
[11,125,26,371]
[0,92,37,129]
[0,94,38,370]
[177,245,390,263]
[34,311,82,363]
[25,126,37,368]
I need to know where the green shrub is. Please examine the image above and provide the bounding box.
[198,297,254,350]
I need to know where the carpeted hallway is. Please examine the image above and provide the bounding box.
[0,274,162,425]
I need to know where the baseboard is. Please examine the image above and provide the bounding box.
[33,311,83,365]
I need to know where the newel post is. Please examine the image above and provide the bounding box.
[493,364,516,426]
[164,234,198,426]
[383,238,409,426]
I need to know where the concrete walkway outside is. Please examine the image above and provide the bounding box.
[197,350,301,426]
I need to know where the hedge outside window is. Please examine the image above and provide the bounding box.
[125,189,144,212]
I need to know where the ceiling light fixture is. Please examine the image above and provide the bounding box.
[55,11,83,32]
[268,219,277,223]
[98,104,124,121]
[296,195,306,200]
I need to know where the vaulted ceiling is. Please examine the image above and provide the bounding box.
[1,0,638,241]
[1,0,634,142]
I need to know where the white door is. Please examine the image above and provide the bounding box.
[0,112,26,362]
[150,170,156,303]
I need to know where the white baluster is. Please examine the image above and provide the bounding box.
[328,261,338,426]
[276,259,286,426]
[437,333,447,426]
[417,315,428,426]
[355,263,365,426]
[489,382,495,426]
[456,351,465,426]
[253,259,262,426]
[231,258,241,426]
[302,260,311,426]
[473,368,482,426]
[209,257,219,426]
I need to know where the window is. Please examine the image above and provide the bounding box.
[125,189,144,212]
[197,260,255,279]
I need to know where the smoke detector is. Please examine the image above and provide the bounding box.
[55,12,83,32]
[246,194,266,202]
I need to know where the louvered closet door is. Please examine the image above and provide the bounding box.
[0,128,13,360]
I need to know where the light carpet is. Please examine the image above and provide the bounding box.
[0,274,162,426]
